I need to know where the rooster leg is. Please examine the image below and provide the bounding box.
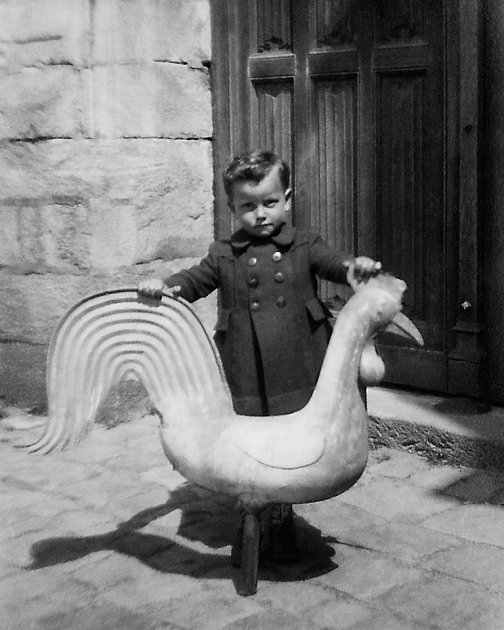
[236,507,262,596]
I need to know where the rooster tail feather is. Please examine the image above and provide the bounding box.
[28,290,233,454]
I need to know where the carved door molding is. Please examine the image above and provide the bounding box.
[210,0,484,397]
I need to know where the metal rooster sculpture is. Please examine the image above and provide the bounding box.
[27,269,423,595]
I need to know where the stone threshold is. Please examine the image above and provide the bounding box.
[367,386,504,471]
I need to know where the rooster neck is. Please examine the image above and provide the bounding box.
[307,290,390,415]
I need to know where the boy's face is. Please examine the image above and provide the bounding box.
[228,166,291,238]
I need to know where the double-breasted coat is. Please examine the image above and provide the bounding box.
[165,223,353,416]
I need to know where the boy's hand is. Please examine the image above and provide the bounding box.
[354,256,382,280]
[345,257,382,285]
[137,279,181,298]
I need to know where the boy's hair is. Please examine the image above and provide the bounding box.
[223,150,290,200]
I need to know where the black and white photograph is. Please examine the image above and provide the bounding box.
[1,1,504,628]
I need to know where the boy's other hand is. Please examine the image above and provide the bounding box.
[137,279,181,298]
[345,257,382,284]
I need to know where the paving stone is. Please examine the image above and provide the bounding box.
[408,464,487,492]
[2,491,65,530]
[254,580,334,615]
[33,508,119,538]
[151,589,263,630]
[422,504,504,547]
[73,552,166,590]
[106,451,167,474]
[111,530,178,560]
[314,545,424,601]
[141,465,188,489]
[146,540,230,579]
[420,543,504,594]
[0,528,110,571]
[221,610,324,630]
[37,603,162,630]
[336,521,463,563]
[99,566,204,611]
[440,470,504,502]
[106,487,173,523]
[365,448,433,480]
[295,499,389,540]
[302,596,375,629]
[1,572,93,627]
[55,476,147,509]
[345,611,431,629]
[377,573,504,630]
[339,477,457,524]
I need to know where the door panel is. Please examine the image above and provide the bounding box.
[252,82,294,168]
[314,79,357,255]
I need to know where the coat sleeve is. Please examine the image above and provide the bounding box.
[307,233,355,284]
[163,242,220,303]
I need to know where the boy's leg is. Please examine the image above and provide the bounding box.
[261,503,298,563]
[232,503,298,566]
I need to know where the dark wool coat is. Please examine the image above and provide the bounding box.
[165,223,353,416]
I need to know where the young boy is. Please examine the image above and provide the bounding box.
[139,150,381,561]
[139,149,380,416]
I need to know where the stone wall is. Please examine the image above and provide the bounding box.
[0,0,215,408]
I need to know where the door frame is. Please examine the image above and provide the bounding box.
[208,0,485,398]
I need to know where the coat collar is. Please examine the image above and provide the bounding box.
[229,223,296,250]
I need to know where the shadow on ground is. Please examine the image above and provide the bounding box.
[28,483,338,589]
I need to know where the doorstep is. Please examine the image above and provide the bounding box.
[366,386,504,470]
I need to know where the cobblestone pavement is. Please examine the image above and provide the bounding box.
[2,414,504,630]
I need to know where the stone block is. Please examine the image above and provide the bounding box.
[0,272,115,345]
[88,203,138,268]
[92,62,212,139]
[0,0,90,67]
[0,66,85,139]
[0,341,47,406]
[422,503,504,547]
[304,598,374,630]
[0,137,212,197]
[93,0,211,66]
[421,543,504,594]
[0,265,217,342]
[0,201,91,269]
[378,574,504,630]
[129,589,261,629]
[340,477,455,524]
[1,138,213,266]
[337,520,462,563]
[255,581,334,616]
[316,545,423,602]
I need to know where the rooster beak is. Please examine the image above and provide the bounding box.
[384,312,424,347]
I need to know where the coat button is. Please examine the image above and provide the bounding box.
[274,272,284,283]
[247,257,258,267]
[248,277,258,288]
[276,296,286,308]
[251,301,260,311]
[272,251,282,262]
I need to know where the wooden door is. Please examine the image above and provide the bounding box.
[210,0,468,394]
